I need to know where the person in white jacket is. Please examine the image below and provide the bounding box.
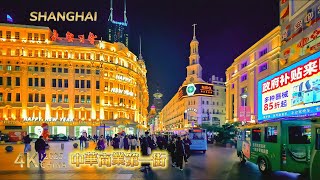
[130,136,137,151]
[119,135,124,149]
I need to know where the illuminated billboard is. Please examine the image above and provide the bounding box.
[178,83,214,99]
[257,51,320,121]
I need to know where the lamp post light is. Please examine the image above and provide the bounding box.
[240,92,248,123]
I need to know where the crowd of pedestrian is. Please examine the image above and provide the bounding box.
[97,131,192,172]
[22,131,193,171]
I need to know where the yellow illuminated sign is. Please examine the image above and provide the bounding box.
[69,150,168,169]
[14,152,67,168]
[14,150,168,170]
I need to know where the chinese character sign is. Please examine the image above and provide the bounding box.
[239,106,251,122]
[69,151,168,169]
[258,51,320,121]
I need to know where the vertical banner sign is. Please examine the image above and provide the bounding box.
[239,106,251,122]
[258,51,320,121]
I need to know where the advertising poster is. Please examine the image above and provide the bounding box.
[258,51,320,121]
[238,106,251,122]
[8,131,27,142]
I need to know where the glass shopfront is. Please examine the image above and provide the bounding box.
[28,126,43,138]
[75,126,92,137]
[28,126,69,137]
[51,126,69,136]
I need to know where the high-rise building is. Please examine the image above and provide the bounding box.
[153,88,163,113]
[107,0,129,47]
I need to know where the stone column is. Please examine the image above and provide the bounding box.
[91,126,96,136]
[69,126,75,137]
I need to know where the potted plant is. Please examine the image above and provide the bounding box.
[5,145,13,152]
[73,143,78,148]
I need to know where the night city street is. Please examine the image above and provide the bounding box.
[0,142,302,180]
[1,0,320,179]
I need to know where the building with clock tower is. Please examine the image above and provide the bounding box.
[158,25,226,133]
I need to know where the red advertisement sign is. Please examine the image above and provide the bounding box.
[8,131,27,142]
[239,106,251,122]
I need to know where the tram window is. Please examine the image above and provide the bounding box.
[245,129,251,142]
[252,128,261,142]
[238,131,245,141]
[289,126,311,144]
[189,132,205,140]
[316,128,320,150]
[265,126,277,143]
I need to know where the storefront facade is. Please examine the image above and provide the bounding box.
[0,23,149,138]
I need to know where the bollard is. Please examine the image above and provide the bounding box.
[61,143,64,150]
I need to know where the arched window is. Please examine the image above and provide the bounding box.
[192,59,195,64]
[192,70,195,74]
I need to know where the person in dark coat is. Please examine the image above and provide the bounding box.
[183,136,192,164]
[140,132,151,172]
[168,137,177,167]
[147,134,156,150]
[79,135,86,149]
[23,135,32,153]
[123,135,129,150]
[35,136,47,163]
[175,137,185,171]
[157,136,163,150]
[96,135,106,150]
[112,134,120,149]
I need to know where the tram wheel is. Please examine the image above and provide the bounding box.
[258,157,271,175]
[239,152,246,164]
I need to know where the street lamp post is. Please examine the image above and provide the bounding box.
[240,92,248,123]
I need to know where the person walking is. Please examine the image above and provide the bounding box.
[119,135,124,149]
[35,136,47,164]
[124,135,129,150]
[147,133,156,151]
[93,135,97,143]
[137,136,141,151]
[23,134,32,153]
[130,136,137,151]
[140,132,150,172]
[79,135,86,149]
[175,136,185,171]
[183,136,192,164]
[106,135,110,146]
[96,135,106,150]
[112,134,120,149]
[168,137,177,167]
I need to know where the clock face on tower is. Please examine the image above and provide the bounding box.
[190,77,194,82]
[186,83,196,96]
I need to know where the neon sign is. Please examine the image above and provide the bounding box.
[258,51,320,121]
[23,117,74,122]
[110,88,134,96]
[116,74,132,83]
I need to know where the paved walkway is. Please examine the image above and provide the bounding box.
[0,142,301,180]
[0,141,140,179]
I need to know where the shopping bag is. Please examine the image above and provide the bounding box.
[147,147,151,155]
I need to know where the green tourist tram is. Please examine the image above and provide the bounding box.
[236,118,320,179]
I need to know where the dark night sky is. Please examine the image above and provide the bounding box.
[0,0,279,106]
